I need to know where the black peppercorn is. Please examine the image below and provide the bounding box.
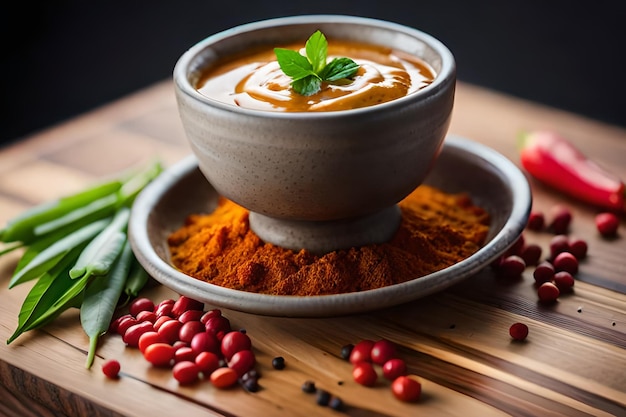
[272,356,286,370]
[329,396,344,411]
[340,344,354,360]
[316,389,331,406]
[301,380,316,393]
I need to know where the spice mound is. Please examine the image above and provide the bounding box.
[168,185,490,296]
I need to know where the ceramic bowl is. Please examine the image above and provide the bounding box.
[173,15,456,253]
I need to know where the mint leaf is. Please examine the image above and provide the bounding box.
[275,30,360,96]
[274,48,316,81]
[305,30,328,73]
[321,58,360,81]
[292,76,322,96]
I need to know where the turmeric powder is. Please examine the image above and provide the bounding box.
[168,185,490,296]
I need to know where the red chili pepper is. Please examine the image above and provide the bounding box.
[518,130,625,212]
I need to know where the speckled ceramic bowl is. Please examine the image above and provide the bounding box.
[173,15,456,253]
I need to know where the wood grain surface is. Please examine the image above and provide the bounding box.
[0,80,625,417]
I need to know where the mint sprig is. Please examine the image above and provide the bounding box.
[274,30,359,96]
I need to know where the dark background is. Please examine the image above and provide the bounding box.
[2,1,625,146]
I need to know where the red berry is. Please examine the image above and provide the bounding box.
[509,322,529,341]
[391,375,421,402]
[533,261,555,284]
[352,362,378,386]
[506,235,525,257]
[221,331,252,360]
[172,361,200,385]
[210,367,239,389]
[228,349,256,377]
[349,339,375,364]
[190,331,220,355]
[548,205,572,234]
[549,235,570,260]
[537,282,560,303]
[520,243,542,266]
[370,339,397,365]
[102,359,121,379]
[171,296,204,318]
[129,297,155,318]
[123,321,154,348]
[138,331,165,353]
[178,320,205,344]
[553,252,578,274]
[195,351,220,375]
[382,358,407,380]
[497,255,526,279]
[595,212,619,237]
[143,343,176,367]
[553,271,575,292]
[568,238,588,259]
[527,211,545,231]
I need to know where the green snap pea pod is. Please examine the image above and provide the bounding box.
[7,245,85,344]
[69,208,130,280]
[8,219,110,289]
[82,240,133,369]
[0,180,122,244]
[33,193,119,238]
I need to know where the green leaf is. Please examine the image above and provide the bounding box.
[82,240,133,368]
[305,30,328,73]
[9,219,109,288]
[292,76,322,96]
[274,48,316,81]
[275,30,360,97]
[321,57,360,81]
[69,208,130,280]
[7,247,84,344]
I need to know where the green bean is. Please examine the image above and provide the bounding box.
[117,159,163,207]
[82,240,133,368]
[8,219,109,289]
[69,208,129,280]
[120,258,150,306]
[0,180,122,244]
[34,193,119,237]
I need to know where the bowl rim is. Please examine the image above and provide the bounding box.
[173,14,456,119]
[128,135,531,317]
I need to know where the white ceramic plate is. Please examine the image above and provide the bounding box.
[128,135,531,317]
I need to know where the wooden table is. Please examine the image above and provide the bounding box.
[1,80,625,417]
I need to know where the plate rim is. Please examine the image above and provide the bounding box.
[128,135,531,317]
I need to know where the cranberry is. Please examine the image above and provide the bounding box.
[549,234,570,260]
[595,212,619,237]
[553,271,575,292]
[382,358,407,380]
[568,238,588,259]
[497,255,526,279]
[509,322,529,341]
[102,359,121,379]
[537,282,560,303]
[352,362,378,386]
[527,211,545,231]
[548,205,572,234]
[221,330,252,360]
[172,361,200,385]
[229,349,256,377]
[129,297,155,317]
[553,252,578,274]
[171,296,204,318]
[391,376,421,402]
[506,235,525,256]
[533,261,555,284]
[349,339,375,364]
[370,339,397,365]
[520,243,542,266]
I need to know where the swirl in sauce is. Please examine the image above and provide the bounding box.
[196,40,436,112]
